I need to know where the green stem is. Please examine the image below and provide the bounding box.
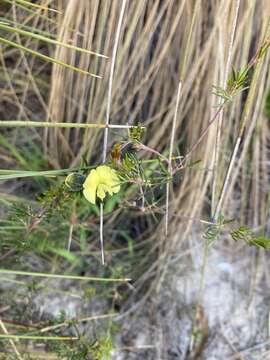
[7,0,60,13]
[0,22,107,58]
[0,37,101,78]
[0,269,131,282]
[0,120,140,129]
[0,334,77,341]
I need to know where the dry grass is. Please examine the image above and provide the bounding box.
[1,0,270,286]
[1,1,269,244]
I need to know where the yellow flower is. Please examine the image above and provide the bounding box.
[83,165,120,204]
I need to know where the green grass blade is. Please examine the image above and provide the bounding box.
[0,269,131,282]
[15,0,60,12]
[0,121,138,129]
[3,0,59,24]
[0,22,108,58]
[0,166,95,180]
[0,17,54,38]
[0,37,102,78]
[0,334,78,341]
[3,0,60,13]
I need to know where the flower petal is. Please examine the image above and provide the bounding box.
[97,166,111,184]
[97,184,107,201]
[96,165,110,177]
[83,165,120,204]
[83,187,97,204]
[83,169,99,189]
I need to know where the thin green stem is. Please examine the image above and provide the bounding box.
[0,37,101,78]
[0,120,140,129]
[7,0,60,13]
[0,22,108,58]
[0,269,131,282]
[0,334,77,341]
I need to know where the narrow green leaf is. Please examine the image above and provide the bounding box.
[0,269,131,282]
[48,247,80,264]
[7,0,60,13]
[249,236,270,249]
[0,23,108,58]
[0,334,77,341]
[0,37,102,78]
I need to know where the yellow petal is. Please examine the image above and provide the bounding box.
[97,184,107,201]
[102,165,116,178]
[96,165,110,177]
[83,169,99,189]
[83,187,96,204]
[97,165,119,191]
[83,165,120,204]
[105,183,114,196]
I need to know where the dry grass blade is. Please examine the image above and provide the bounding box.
[165,81,182,236]
[0,319,23,360]
[211,0,241,217]
[214,22,270,220]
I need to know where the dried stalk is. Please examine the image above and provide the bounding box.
[100,0,127,265]
[164,0,200,236]
[0,319,23,360]
[214,25,270,220]
[211,0,240,217]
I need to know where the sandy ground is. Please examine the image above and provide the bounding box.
[111,235,270,359]
[2,233,269,359]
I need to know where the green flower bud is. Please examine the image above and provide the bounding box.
[65,172,85,192]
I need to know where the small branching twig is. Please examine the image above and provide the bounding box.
[137,143,169,164]
[230,226,270,249]
[203,215,232,246]
[172,33,270,182]
[40,313,117,334]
